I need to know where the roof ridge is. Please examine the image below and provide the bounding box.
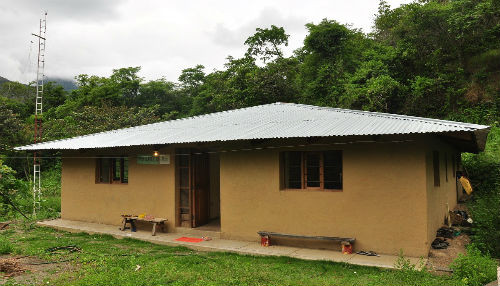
[283,102,487,128]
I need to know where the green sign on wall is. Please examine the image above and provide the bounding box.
[137,154,170,165]
[137,155,159,165]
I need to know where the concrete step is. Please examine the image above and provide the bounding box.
[173,227,221,239]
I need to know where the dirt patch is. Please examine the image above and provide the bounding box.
[426,204,473,274]
[428,233,470,273]
[0,258,24,277]
[0,256,78,285]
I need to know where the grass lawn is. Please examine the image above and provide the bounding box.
[0,224,464,286]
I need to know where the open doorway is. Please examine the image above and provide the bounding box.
[176,149,220,230]
[197,152,220,231]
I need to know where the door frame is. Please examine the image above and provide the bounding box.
[191,152,210,227]
[175,149,192,227]
[175,149,210,228]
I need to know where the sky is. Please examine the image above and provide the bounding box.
[0,0,412,84]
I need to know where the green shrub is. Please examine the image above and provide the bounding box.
[392,250,434,285]
[450,245,498,286]
[0,160,62,221]
[394,250,426,272]
[0,236,13,254]
[462,127,500,257]
[468,191,500,256]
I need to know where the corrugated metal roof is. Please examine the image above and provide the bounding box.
[15,102,489,150]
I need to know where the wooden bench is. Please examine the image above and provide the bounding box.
[120,215,167,236]
[257,231,355,247]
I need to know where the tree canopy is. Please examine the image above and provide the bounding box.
[1,0,499,171]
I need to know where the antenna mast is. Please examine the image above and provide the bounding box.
[32,12,47,216]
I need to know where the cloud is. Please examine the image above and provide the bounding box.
[210,7,306,49]
[0,0,126,83]
[0,0,413,84]
[0,0,125,22]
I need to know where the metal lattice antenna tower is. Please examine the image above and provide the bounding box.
[32,12,47,216]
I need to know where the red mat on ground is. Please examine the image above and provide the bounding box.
[175,237,204,243]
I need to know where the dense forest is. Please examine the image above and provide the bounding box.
[0,0,499,256]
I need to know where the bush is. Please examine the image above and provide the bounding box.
[0,236,13,254]
[0,160,61,221]
[37,165,62,220]
[394,250,426,272]
[468,191,500,256]
[393,250,432,285]
[462,127,500,257]
[450,245,498,286]
[0,160,30,220]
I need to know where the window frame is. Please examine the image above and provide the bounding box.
[282,150,343,192]
[96,156,129,184]
[304,151,323,189]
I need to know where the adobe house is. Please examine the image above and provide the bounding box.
[17,103,489,257]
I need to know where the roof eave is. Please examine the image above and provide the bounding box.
[438,128,491,153]
[473,127,491,152]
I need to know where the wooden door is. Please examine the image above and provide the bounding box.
[191,153,210,227]
[177,151,192,227]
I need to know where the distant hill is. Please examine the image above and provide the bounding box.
[46,77,78,91]
[0,76,9,84]
[0,76,77,92]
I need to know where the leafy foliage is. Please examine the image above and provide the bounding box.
[44,105,160,140]
[245,25,289,63]
[462,127,500,257]
[450,244,498,286]
[0,100,27,150]
[0,160,30,219]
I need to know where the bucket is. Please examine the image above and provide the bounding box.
[261,235,270,247]
[341,243,352,254]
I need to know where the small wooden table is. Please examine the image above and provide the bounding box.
[120,215,167,236]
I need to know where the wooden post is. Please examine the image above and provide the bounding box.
[120,218,126,231]
[152,222,157,236]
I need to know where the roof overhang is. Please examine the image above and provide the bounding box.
[13,103,491,152]
[438,127,491,153]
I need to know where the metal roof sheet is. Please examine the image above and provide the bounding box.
[15,102,490,150]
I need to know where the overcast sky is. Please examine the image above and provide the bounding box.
[0,0,412,84]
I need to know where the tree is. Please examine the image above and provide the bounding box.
[178,65,206,116]
[110,67,143,107]
[297,19,367,106]
[43,82,68,111]
[70,67,143,107]
[43,105,161,140]
[139,79,188,118]
[179,65,205,90]
[0,101,28,173]
[0,159,29,218]
[244,25,289,63]
[0,104,25,149]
